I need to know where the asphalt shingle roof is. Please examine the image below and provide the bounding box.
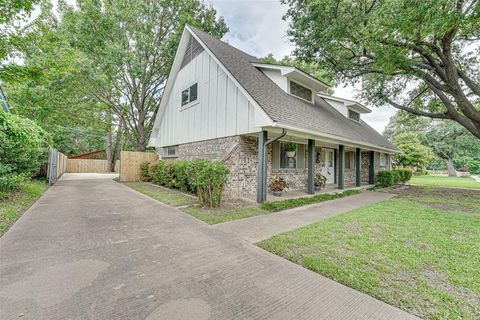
[190,27,398,151]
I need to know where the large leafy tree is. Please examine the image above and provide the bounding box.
[385,111,480,175]
[392,132,435,169]
[2,9,110,157]
[282,0,480,138]
[58,0,228,150]
[0,0,40,60]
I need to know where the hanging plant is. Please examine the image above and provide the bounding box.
[285,142,297,158]
[284,142,297,152]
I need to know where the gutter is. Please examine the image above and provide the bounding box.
[257,128,287,203]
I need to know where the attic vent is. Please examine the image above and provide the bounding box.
[180,36,204,69]
[348,109,360,121]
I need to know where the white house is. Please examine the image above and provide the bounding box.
[149,25,397,202]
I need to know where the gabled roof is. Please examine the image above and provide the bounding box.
[187,26,398,151]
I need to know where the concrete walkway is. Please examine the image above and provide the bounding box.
[214,191,395,243]
[0,174,416,320]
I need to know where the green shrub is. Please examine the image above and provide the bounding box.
[0,163,26,195]
[171,160,191,192]
[149,161,166,185]
[140,162,151,181]
[377,169,412,187]
[147,159,230,208]
[0,112,50,176]
[397,168,413,183]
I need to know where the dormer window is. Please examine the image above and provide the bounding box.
[348,109,360,122]
[289,81,313,102]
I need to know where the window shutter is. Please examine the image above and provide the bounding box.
[297,144,305,170]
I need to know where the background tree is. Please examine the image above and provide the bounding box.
[0,0,40,60]
[392,132,435,170]
[385,111,480,175]
[58,0,228,151]
[282,0,480,138]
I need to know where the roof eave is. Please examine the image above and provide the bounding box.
[269,122,400,153]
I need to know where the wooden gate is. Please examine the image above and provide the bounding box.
[119,151,157,182]
[47,148,68,184]
[66,159,119,173]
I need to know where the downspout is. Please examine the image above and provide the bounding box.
[257,128,287,203]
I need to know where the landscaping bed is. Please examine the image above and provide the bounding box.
[0,179,48,236]
[258,186,480,320]
[125,180,363,224]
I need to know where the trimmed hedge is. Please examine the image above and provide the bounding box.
[140,159,229,208]
[376,169,413,187]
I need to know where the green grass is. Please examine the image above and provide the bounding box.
[261,189,361,212]
[258,187,480,320]
[410,175,480,189]
[124,182,196,207]
[182,200,269,224]
[0,179,48,236]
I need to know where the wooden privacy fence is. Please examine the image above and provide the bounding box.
[66,159,119,173]
[119,151,158,182]
[47,148,68,184]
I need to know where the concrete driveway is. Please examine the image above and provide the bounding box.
[0,174,418,320]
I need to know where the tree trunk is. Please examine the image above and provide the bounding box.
[106,125,113,172]
[445,158,457,177]
[110,121,123,172]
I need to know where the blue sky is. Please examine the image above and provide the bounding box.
[208,0,396,133]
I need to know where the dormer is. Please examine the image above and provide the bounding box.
[318,94,371,122]
[252,63,329,103]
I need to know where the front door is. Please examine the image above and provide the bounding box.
[320,149,335,183]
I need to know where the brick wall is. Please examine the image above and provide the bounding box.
[159,135,388,199]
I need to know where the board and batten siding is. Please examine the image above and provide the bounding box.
[155,50,269,147]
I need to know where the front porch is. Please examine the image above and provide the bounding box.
[256,129,390,203]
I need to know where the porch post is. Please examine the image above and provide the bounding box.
[256,130,268,203]
[338,144,345,189]
[307,139,315,194]
[369,151,375,184]
[356,147,361,187]
[334,149,337,184]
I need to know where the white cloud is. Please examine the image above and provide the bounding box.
[208,0,396,134]
[209,0,293,58]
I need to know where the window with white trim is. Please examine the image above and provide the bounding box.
[181,83,198,107]
[280,143,297,169]
[163,145,178,157]
[380,153,387,167]
[345,151,354,169]
[289,81,312,102]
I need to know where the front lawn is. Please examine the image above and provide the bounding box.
[0,179,48,236]
[258,186,480,320]
[410,175,480,189]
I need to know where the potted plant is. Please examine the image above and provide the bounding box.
[285,142,297,158]
[270,176,288,196]
[315,173,327,191]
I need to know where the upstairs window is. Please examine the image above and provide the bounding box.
[181,83,198,107]
[348,109,360,122]
[289,81,312,102]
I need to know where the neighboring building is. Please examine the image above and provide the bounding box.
[149,25,397,202]
[0,86,11,113]
[69,150,107,160]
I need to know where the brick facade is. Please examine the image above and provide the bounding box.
[160,135,388,199]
